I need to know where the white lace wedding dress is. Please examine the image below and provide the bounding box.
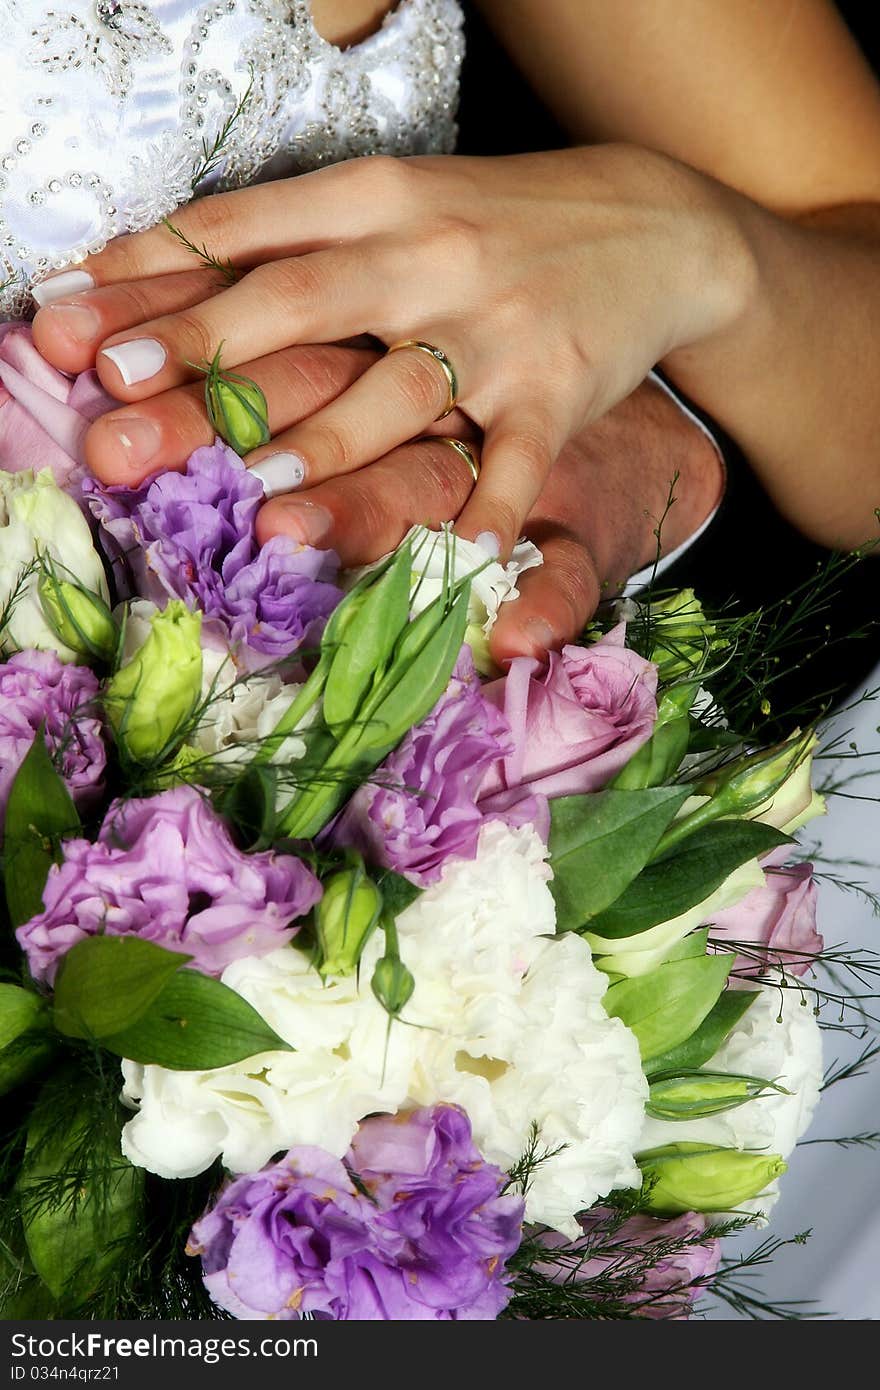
[0,0,464,318]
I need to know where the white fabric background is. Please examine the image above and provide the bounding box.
[708,660,880,1321]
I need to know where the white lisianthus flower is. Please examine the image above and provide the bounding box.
[350,524,543,675]
[122,600,311,774]
[372,821,647,1235]
[119,821,647,1235]
[638,984,822,1219]
[0,469,108,661]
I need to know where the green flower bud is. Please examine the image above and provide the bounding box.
[371,954,415,1020]
[638,1141,787,1214]
[200,346,270,455]
[698,731,818,824]
[38,572,117,664]
[646,1070,785,1122]
[647,589,726,681]
[316,859,382,978]
[104,602,203,764]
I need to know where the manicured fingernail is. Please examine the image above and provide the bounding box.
[32,270,95,306]
[248,452,306,499]
[42,301,101,343]
[524,617,555,653]
[276,501,333,547]
[100,338,167,386]
[101,415,163,472]
[474,530,501,558]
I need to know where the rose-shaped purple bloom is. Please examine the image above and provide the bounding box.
[0,650,105,836]
[479,623,658,815]
[0,324,114,489]
[16,784,321,985]
[709,847,823,978]
[85,442,341,671]
[188,1105,524,1321]
[538,1209,720,1319]
[330,650,532,884]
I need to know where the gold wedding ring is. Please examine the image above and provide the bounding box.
[436,436,480,483]
[387,339,459,419]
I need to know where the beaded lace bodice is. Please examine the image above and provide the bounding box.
[0,0,464,317]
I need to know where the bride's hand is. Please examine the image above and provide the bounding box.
[32,147,746,556]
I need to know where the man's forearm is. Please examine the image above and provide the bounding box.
[664,198,880,553]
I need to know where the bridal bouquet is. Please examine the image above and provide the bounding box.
[0,324,836,1320]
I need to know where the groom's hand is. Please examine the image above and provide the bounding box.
[254,373,723,663]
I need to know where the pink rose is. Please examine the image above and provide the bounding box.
[0,324,114,487]
[709,847,823,977]
[537,1210,720,1320]
[479,624,658,817]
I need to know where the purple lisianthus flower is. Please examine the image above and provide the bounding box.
[479,623,658,816]
[85,441,341,671]
[188,1105,524,1321]
[16,784,321,985]
[330,649,525,884]
[0,650,105,836]
[349,1105,525,1318]
[709,846,823,978]
[538,1209,720,1319]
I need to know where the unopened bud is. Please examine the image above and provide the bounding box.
[317,859,382,978]
[38,572,117,664]
[638,1140,786,1214]
[201,346,270,455]
[104,601,202,764]
[371,954,415,1020]
[647,590,725,681]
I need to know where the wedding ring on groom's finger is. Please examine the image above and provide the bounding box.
[435,436,481,484]
[386,339,459,420]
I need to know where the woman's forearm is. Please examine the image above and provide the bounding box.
[664,190,880,551]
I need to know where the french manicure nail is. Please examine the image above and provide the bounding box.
[101,415,163,472]
[248,452,307,499]
[474,530,501,558]
[100,338,167,386]
[43,301,101,342]
[524,617,556,654]
[31,270,95,306]
[276,501,333,547]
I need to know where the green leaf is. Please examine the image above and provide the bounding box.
[19,1068,144,1305]
[0,985,55,1097]
[380,870,422,919]
[3,730,80,927]
[219,763,278,849]
[644,988,759,1077]
[604,954,732,1059]
[53,936,191,1041]
[664,928,710,962]
[323,543,412,732]
[102,968,293,1069]
[547,787,690,933]
[587,819,790,940]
